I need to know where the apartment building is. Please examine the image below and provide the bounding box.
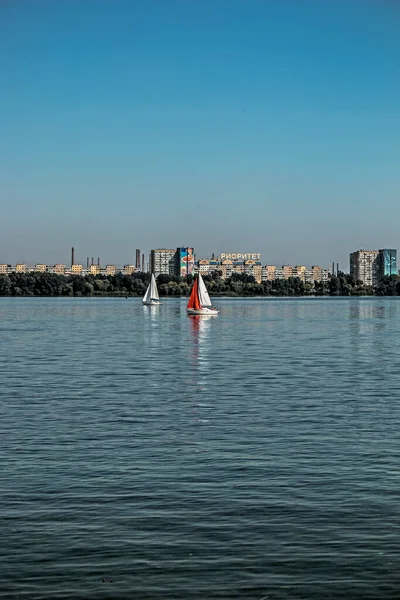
[71,264,83,275]
[15,264,28,273]
[54,264,66,275]
[35,264,47,272]
[282,265,293,279]
[350,250,379,286]
[105,265,117,276]
[123,265,136,275]
[197,259,211,274]
[150,249,176,277]
[293,265,306,282]
[89,264,101,275]
[350,248,397,286]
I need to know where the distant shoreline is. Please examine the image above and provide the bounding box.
[1,293,400,299]
[1,271,399,297]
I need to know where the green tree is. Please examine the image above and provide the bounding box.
[0,275,11,296]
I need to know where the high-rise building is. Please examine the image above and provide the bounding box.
[150,249,176,277]
[135,249,141,271]
[349,249,379,286]
[378,248,397,278]
[176,247,195,278]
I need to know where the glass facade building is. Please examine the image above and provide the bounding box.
[378,248,397,278]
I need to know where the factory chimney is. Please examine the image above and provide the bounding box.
[135,249,141,271]
[86,257,89,269]
[141,253,145,272]
[97,257,100,267]
[71,247,75,267]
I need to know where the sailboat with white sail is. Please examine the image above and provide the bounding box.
[142,274,162,305]
[187,274,219,316]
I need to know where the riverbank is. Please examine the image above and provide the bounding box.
[1,291,399,299]
[1,271,399,297]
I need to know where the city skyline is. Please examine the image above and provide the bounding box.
[2,244,398,273]
[1,1,399,268]
[2,243,398,287]
[0,244,344,269]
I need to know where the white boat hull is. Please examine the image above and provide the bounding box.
[187,307,219,316]
[143,300,162,306]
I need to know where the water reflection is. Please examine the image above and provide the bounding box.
[142,304,161,323]
[188,315,213,375]
[186,316,214,435]
[142,304,161,350]
[349,299,387,331]
[348,300,399,401]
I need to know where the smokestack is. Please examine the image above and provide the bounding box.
[337,263,339,276]
[87,257,89,269]
[142,253,145,272]
[332,262,335,276]
[97,257,100,267]
[135,249,141,270]
[91,257,94,266]
[71,247,75,267]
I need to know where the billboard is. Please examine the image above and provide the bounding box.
[221,253,261,261]
[179,247,194,278]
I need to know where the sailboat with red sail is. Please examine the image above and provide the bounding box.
[187,274,219,316]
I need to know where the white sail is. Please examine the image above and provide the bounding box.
[149,274,159,300]
[143,282,152,303]
[143,274,159,303]
[197,274,212,307]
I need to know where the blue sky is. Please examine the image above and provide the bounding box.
[1,0,399,268]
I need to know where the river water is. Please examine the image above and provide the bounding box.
[1,297,400,599]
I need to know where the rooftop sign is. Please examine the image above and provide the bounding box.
[221,253,261,261]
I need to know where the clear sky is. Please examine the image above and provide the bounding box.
[1,0,399,269]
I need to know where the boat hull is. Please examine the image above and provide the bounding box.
[187,308,219,316]
[143,300,162,306]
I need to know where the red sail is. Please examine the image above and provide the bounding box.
[187,278,201,310]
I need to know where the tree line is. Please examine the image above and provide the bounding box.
[1,271,400,297]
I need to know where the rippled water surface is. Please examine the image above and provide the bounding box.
[1,297,400,600]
